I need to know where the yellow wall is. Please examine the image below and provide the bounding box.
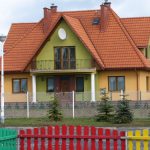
[99,70,150,101]
[3,70,150,102]
[99,71,137,91]
[4,73,32,102]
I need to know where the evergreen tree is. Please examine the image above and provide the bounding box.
[114,93,133,124]
[48,98,63,121]
[96,91,114,122]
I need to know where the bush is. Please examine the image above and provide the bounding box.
[114,94,133,124]
[48,98,63,121]
[95,92,114,122]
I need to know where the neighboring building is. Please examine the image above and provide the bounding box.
[3,2,150,102]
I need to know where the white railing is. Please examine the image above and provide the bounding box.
[2,91,150,102]
[1,91,150,119]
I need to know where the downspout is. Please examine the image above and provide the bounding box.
[136,70,140,101]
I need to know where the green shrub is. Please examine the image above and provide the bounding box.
[95,92,114,122]
[114,94,133,124]
[48,98,63,121]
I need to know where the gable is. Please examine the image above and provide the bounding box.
[36,19,92,61]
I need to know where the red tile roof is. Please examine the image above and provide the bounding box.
[3,5,150,72]
[121,17,150,47]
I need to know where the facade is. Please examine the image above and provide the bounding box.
[2,2,150,102]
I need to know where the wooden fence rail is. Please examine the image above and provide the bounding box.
[18,125,126,150]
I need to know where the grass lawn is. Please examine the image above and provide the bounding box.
[0,118,150,127]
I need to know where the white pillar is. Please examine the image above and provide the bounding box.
[91,73,96,102]
[72,91,75,119]
[32,75,36,103]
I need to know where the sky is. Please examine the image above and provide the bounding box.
[0,0,150,35]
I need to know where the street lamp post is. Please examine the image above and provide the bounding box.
[0,35,6,124]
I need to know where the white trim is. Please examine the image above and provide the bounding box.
[32,75,36,103]
[91,73,96,102]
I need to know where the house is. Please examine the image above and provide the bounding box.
[3,1,150,102]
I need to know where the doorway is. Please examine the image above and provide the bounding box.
[60,76,70,92]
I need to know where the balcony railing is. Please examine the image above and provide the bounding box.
[31,59,95,71]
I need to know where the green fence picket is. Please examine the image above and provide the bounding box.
[0,128,17,150]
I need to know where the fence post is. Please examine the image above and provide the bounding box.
[72,91,75,119]
[120,90,124,100]
[125,131,128,150]
[109,91,112,100]
[27,92,29,118]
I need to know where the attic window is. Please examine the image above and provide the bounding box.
[139,48,148,58]
[92,18,100,25]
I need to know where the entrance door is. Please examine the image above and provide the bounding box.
[60,76,70,92]
[56,76,71,102]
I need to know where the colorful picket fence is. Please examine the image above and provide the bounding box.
[19,125,126,150]
[0,128,17,150]
[127,129,150,150]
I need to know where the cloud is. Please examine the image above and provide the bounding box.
[0,0,150,35]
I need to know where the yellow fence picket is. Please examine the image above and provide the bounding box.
[127,131,133,150]
[127,129,150,150]
[143,129,149,150]
[135,130,141,150]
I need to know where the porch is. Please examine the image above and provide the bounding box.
[31,73,97,102]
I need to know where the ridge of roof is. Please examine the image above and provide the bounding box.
[77,15,105,68]
[5,21,40,56]
[110,8,149,68]
[59,9,99,13]
[4,23,37,52]
[63,14,104,69]
[12,22,37,25]
[25,14,104,70]
[121,16,150,19]
[24,14,62,70]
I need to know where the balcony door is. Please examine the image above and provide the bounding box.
[55,47,75,69]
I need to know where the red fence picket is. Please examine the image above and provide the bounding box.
[62,125,67,150]
[76,126,82,150]
[98,128,103,149]
[48,126,52,149]
[120,131,126,150]
[55,125,60,150]
[84,126,89,150]
[19,130,25,150]
[106,129,111,150]
[40,127,45,150]
[27,129,31,150]
[69,125,74,150]
[18,126,126,150]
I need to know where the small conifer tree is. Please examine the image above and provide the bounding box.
[48,98,63,121]
[96,91,114,122]
[114,93,133,124]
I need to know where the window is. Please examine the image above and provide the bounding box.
[108,76,125,91]
[92,18,100,25]
[47,77,54,92]
[12,79,27,93]
[76,77,84,92]
[139,48,148,58]
[146,76,150,91]
[54,47,75,69]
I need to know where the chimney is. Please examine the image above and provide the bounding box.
[100,1,111,32]
[43,4,57,33]
[50,4,57,13]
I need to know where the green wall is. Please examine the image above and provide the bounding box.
[36,74,98,101]
[36,19,92,63]
[35,19,100,101]
[148,38,150,58]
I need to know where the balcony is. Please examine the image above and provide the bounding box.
[30,59,96,71]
